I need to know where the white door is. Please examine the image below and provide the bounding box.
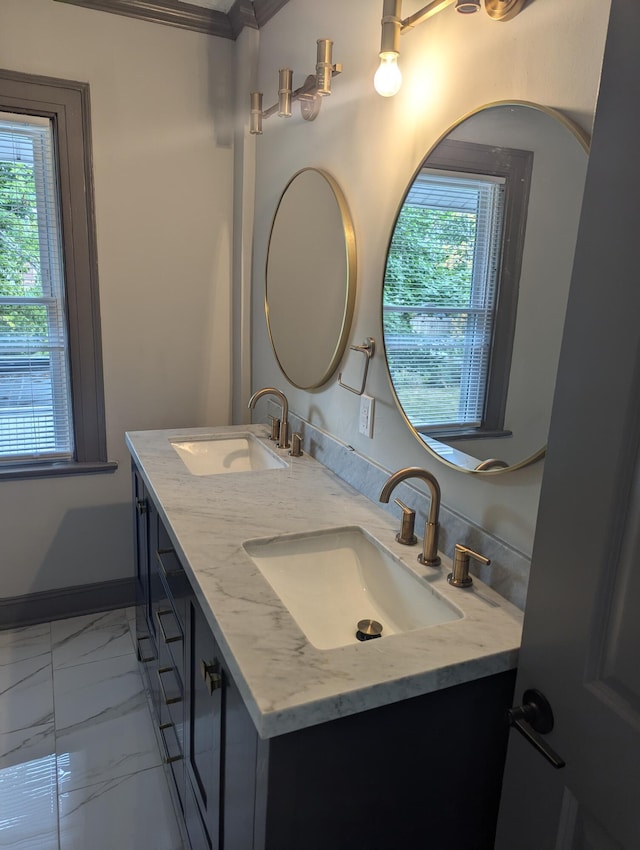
[495,2,640,848]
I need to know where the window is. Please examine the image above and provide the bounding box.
[1,113,74,460]
[0,70,114,478]
[383,139,533,441]
[384,170,506,432]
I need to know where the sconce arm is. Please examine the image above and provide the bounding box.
[387,0,527,38]
[400,0,456,32]
[259,67,342,116]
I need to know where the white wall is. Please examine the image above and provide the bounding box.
[250,0,612,557]
[0,0,234,596]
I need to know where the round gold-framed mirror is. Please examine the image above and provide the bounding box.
[266,167,357,389]
[381,102,589,474]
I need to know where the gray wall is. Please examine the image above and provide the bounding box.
[1,0,235,596]
[250,0,612,558]
[0,0,614,600]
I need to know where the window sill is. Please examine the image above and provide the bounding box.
[0,460,118,481]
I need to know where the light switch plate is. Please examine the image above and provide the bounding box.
[359,395,375,438]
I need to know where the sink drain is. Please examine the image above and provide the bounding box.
[356,619,383,641]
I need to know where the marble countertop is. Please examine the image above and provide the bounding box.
[126,425,522,739]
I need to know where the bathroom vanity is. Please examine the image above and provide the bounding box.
[127,425,522,850]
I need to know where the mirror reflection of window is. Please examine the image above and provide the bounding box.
[384,170,506,433]
[383,139,533,444]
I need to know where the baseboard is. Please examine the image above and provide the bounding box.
[0,577,137,629]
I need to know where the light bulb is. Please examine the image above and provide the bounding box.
[374,52,402,97]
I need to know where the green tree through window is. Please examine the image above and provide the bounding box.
[1,159,48,341]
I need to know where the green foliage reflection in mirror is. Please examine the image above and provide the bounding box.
[384,169,507,432]
[381,102,590,474]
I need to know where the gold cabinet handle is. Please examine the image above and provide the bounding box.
[157,547,184,580]
[158,722,183,764]
[200,659,222,695]
[156,608,182,644]
[136,635,155,663]
[157,666,183,705]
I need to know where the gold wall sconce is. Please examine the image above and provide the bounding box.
[374,0,527,97]
[250,39,343,134]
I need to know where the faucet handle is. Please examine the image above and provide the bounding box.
[448,544,491,588]
[393,498,417,545]
[289,432,303,457]
[268,415,281,441]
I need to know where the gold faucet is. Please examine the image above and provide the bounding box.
[379,467,441,566]
[247,387,290,448]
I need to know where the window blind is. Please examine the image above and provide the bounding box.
[383,169,505,431]
[0,112,74,462]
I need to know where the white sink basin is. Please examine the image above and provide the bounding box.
[171,433,287,476]
[243,526,462,650]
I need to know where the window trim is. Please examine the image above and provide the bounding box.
[414,138,533,441]
[0,69,115,479]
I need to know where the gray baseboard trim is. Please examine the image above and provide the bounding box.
[0,577,137,630]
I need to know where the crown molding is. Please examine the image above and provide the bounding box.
[229,0,258,38]
[253,0,289,28]
[54,0,289,38]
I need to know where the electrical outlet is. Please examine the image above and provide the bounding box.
[359,395,375,438]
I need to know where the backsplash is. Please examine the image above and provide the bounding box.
[265,403,531,610]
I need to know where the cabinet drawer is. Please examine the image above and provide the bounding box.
[157,546,189,601]
[159,727,185,820]
[157,660,184,729]
[158,712,183,765]
[158,700,185,814]
[156,600,185,685]
[184,774,213,850]
[186,600,222,848]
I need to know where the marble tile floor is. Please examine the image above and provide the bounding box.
[0,608,185,849]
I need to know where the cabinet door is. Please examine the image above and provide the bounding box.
[146,501,161,653]
[132,464,165,718]
[184,773,212,850]
[132,465,161,650]
[132,465,153,663]
[186,599,223,850]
